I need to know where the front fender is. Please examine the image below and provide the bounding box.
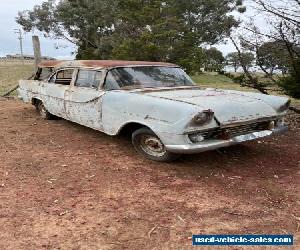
[101,91,218,138]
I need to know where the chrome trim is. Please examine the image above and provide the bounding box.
[165,125,288,154]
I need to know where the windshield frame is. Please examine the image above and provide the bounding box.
[102,65,195,91]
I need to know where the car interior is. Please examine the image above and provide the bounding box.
[75,70,102,89]
[49,69,74,85]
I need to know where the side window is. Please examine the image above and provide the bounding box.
[94,72,102,88]
[104,71,121,90]
[40,68,53,80]
[75,70,102,89]
[50,69,74,85]
[34,68,54,81]
[49,74,56,83]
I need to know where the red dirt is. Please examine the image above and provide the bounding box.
[0,99,299,250]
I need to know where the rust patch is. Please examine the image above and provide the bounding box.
[144,115,170,124]
[38,60,177,70]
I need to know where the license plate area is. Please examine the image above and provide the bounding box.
[233,130,272,142]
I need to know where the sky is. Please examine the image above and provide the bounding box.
[0,0,76,59]
[0,0,268,59]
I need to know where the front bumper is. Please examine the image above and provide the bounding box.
[165,125,288,154]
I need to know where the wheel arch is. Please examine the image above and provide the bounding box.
[117,122,153,136]
[31,97,43,106]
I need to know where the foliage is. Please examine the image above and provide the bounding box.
[239,52,254,69]
[278,59,300,98]
[257,41,291,74]
[16,0,245,72]
[203,47,225,72]
[225,51,254,72]
[231,0,300,98]
[225,52,239,72]
[224,72,244,83]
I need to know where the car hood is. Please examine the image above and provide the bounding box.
[138,88,279,126]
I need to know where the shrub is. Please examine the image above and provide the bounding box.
[278,75,300,99]
[278,60,300,99]
[223,72,246,84]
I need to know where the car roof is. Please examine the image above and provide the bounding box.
[38,60,178,69]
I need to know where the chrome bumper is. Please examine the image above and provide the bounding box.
[165,125,288,154]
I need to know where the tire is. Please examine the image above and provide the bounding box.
[132,128,180,162]
[35,101,54,120]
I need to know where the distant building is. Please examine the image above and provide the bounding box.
[5,54,56,60]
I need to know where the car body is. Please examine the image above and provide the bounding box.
[17,60,290,161]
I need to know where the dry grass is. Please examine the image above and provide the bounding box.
[0,61,34,95]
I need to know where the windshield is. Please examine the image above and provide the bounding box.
[104,66,195,90]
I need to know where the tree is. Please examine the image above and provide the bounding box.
[243,0,300,98]
[230,36,270,94]
[226,52,240,72]
[203,47,225,72]
[226,51,254,72]
[257,41,290,75]
[240,52,255,70]
[16,0,246,72]
[227,0,300,100]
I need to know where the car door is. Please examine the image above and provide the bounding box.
[64,69,105,130]
[43,68,75,118]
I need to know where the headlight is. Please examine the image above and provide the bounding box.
[189,133,205,143]
[192,110,214,125]
[268,121,275,130]
[278,100,291,113]
[275,118,285,127]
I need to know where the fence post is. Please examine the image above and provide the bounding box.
[32,35,42,70]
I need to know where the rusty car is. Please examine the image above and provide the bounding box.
[17,60,290,161]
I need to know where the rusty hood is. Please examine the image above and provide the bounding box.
[139,88,281,125]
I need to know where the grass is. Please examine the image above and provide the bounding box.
[191,72,255,92]
[0,61,34,95]
[192,72,234,84]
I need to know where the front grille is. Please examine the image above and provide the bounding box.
[200,121,270,140]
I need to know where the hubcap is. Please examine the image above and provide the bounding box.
[38,103,47,118]
[140,135,166,157]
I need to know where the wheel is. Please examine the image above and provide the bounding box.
[132,128,180,162]
[35,101,54,120]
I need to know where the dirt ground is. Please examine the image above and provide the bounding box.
[0,98,299,250]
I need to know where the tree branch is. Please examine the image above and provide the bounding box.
[254,0,300,26]
[229,36,269,95]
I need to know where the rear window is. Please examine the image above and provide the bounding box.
[57,69,73,79]
[75,70,102,89]
[34,67,54,80]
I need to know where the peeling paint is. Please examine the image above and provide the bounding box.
[144,115,170,124]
